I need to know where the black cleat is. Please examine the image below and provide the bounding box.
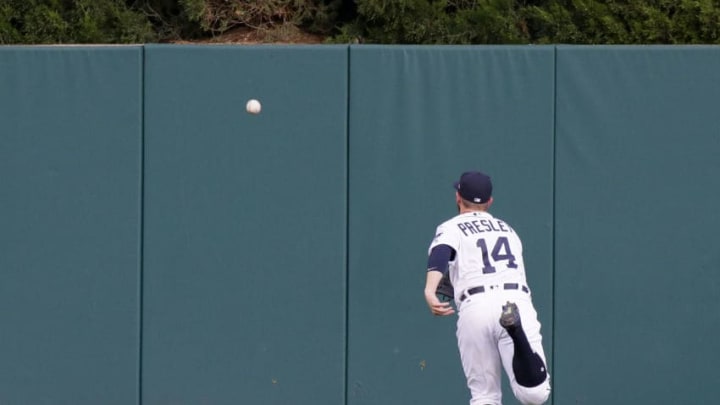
[499,301,521,330]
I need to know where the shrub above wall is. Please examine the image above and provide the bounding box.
[2,0,720,45]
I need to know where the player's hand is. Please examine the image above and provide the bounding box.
[425,292,455,316]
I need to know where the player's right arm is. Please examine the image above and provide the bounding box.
[424,223,460,316]
[424,269,455,316]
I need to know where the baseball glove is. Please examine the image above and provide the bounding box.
[435,272,454,302]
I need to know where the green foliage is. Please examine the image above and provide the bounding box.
[450,0,528,43]
[339,0,720,44]
[136,0,203,40]
[351,0,450,43]
[175,0,340,36]
[0,0,156,44]
[344,0,535,44]
[519,0,720,44]
[2,0,720,44]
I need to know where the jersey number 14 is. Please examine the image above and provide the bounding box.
[476,237,518,273]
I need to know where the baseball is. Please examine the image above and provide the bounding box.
[246,99,262,114]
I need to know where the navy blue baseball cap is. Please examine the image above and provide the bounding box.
[453,171,493,203]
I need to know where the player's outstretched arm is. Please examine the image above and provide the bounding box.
[424,271,455,316]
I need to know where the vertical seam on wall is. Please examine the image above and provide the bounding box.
[343,45,351,405]
[551,45,558,405]
[138,45,146,405]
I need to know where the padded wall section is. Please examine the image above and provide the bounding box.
[347,46,555,405]
[555,46,720,404]
[142,45,348,405]
[0,47,142,405]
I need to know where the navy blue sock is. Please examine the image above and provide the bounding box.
[506,324,547,387]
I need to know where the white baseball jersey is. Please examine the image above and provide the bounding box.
[428,209,551,404]
[428,210,528,303]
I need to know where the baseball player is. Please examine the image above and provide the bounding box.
[424,171,551,405]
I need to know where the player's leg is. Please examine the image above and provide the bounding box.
[500,301,548,387]
[498,300,551,405]
[457,299,504,405]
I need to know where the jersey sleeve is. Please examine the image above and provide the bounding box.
[428,222,461,254]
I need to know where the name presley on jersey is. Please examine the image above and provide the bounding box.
[457,219,513,237]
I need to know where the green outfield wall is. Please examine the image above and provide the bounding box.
[554,46,720,404]
[141,45,348,405]
[1,45,718,405]
[347,46,555,405]
[0,47,143,405]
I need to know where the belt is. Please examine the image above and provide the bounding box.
[459,283,529,302]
